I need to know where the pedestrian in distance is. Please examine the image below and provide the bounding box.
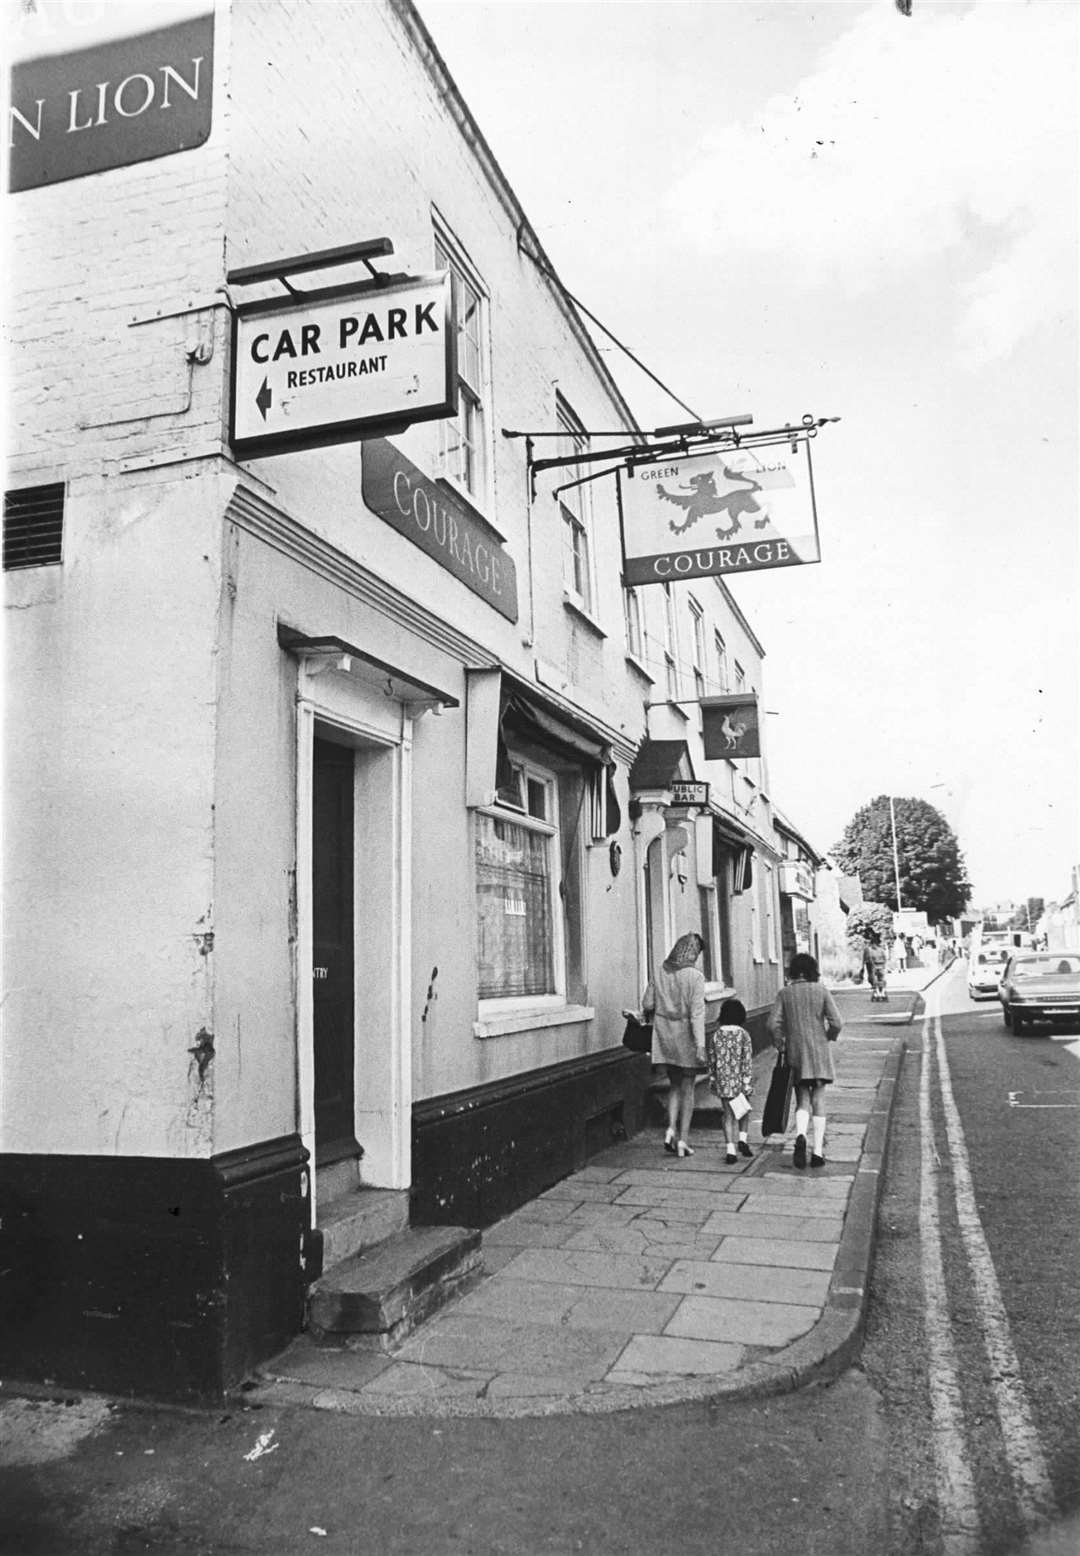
[863,933,888,1001]
[706,997,755,1164]
[643,931,706,1159]
[768,952,843,1169]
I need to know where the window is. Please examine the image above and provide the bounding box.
[4,483,64,570]
[477,758,562,1001]
[764,863,778,962]
[434,229,487,500]
[699,886,718,983]
[734,660,746,693]
[689,598,707,700]
[713,631,729,691]
[751,875,764,963]
[663,585,679,701]
[624,585,643,661]
[557,396,594,614]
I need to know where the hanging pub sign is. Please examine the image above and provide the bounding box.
[8,7,214,193]
[230,272,455,458]
[701,694,761,760]
[618,441,821,586]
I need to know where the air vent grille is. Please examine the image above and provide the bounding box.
[3,483,65,571]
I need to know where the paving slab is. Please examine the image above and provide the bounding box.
[666,1294,819,1348]
[701,1210,842,1242]
[607,1333,745,1380]
[660,1258,832,1306]
[495,1246,673,1291]
[711,1236,839,1271]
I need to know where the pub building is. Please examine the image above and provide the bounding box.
[3,0,815,1402]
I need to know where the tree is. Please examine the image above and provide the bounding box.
[1011,898,1045,933]
[832,795,971,922]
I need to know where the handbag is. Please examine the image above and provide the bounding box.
[761,1054,794,1137]
[622,1015,653,1054]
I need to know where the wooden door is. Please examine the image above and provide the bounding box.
[312,737,358,1166]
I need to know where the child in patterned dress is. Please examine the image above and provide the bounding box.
[706,997,755,1164]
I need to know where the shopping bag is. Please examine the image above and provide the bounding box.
[760,1056,793,1137]
[622,1015,653,1054]
[729,1091,751,1121]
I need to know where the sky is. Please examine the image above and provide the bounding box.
[419,0,1079,910]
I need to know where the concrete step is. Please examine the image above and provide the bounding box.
[307,1226,483,1350]
[319,1186,410,1273]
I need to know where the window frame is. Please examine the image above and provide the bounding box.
[624,584,644,662]
[556,395,596,616]
[433,222,490,507]
[475,755,568,1012]
[689,596,707,701]
[662,584,680,701]
[713,630,729,692]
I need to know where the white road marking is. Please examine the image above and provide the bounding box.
[1048,1036,1080,1059]
[927,988,1060,1533]
[918,1010,982,1553]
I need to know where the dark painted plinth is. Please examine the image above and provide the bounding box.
[0,1136,309,1404]
[411,1048,650,1228]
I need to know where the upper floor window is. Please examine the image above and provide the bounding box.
[556,396,594,614]
[624,584,644,660]
[689,597,706,700]
[714,630,729,691]
[662,584,679,701]
[434,227,488,502]
[734,660,746,692]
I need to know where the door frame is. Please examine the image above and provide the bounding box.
[295,671,414,1219]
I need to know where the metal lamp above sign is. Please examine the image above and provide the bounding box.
[701,694,762,760]
[619,440,821,587]
[230,270,456,458]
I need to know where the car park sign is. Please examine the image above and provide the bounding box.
[231,272,455,458]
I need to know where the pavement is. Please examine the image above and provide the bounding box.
[245,960,953,1420]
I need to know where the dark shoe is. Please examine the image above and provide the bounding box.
[725,1151,737,1165]
[738,1140,753,1158]
[664,1128,677,1155]
[793,1134,807,1169]
[811,1153,826,1168]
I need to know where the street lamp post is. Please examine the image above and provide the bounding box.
[889,795,903,914]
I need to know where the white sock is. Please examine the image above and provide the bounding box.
[812,1116,826,1154]
[738,1129,748,1143]
[795,1108,810,1139]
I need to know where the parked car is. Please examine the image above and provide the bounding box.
[998,951,1080,1032]
[968,944,1010,1000]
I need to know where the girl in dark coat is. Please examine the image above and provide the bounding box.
[768,953,843,1168]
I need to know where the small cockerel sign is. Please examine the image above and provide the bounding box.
[701,695,761,760]
[619,442,821,586]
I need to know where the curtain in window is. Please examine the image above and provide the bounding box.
[476,813,554,998]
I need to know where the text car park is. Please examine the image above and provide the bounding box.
[998,950,1080,1033]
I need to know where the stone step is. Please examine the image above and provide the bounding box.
[319,1186,410,1273]
[307,1226,483,1350]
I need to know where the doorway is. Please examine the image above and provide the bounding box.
[312,736,359,1167]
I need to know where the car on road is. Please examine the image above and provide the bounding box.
[998,950,1080,1032]
[968,944,1010,1000]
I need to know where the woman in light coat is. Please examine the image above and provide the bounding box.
[768,952,843,1168]
[643,932,706,1158]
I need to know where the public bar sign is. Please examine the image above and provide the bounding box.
[670,781,710,808]
[701,694,762,761]
[619,441,821,586]
[8,10,214,193]
[231,274,456,458]
[362,439,519,622]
